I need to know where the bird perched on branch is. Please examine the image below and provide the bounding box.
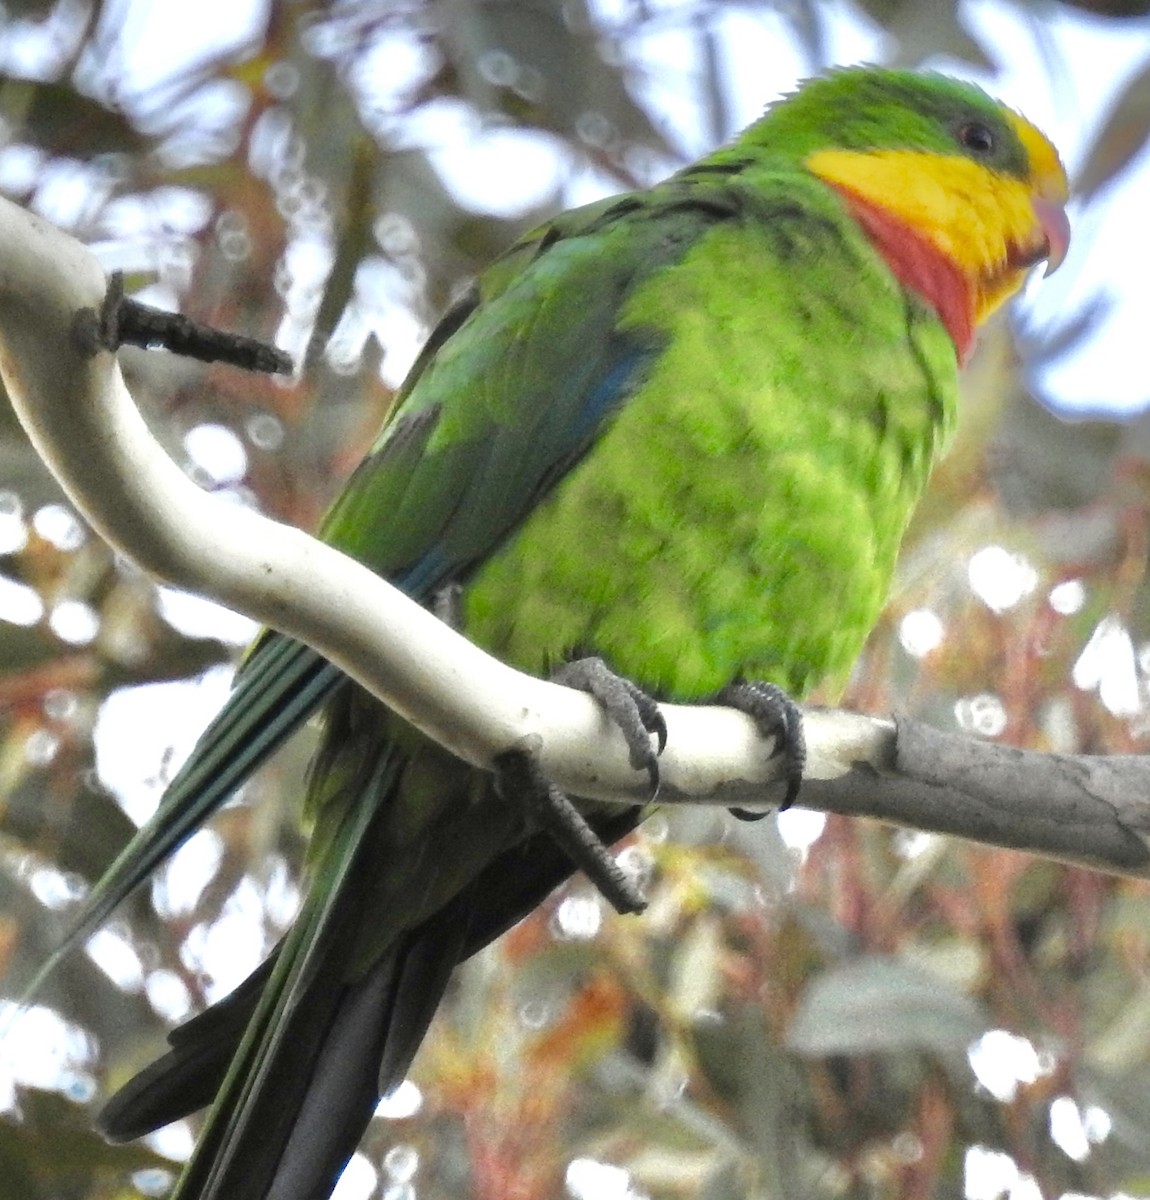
[61,66,1067,1200]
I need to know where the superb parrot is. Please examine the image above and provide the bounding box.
[61,66,1067,1200]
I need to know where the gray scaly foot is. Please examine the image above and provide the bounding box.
[717,680,806,819]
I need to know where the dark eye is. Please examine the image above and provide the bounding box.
[959,122,996,155]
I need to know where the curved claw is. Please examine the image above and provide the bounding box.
[494,747,647,915]
[729,805,771,822]
[644,756,660,798]
[653,711,668,756]
[716,680,806,816]
[553,656,666,798]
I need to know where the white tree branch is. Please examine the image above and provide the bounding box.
[1,195,1148,878]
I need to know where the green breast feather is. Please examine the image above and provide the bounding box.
[462,169,956,700]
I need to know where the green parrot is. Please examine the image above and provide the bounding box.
[58,67,1067,1199]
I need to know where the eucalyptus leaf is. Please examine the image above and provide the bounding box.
[788,955,990,1057]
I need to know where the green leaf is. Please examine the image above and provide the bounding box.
[0,1090,173,1200]
[787,954,991,1056]
[0,79,148,159]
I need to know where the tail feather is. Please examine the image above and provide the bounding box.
[374,804,645,1094]
[167,955,276,1052]
[99,956,276,1142]
[266,953,402,1200]
[173,751,397,1200]
[98,805,646,1190]
[27,637,341,1006]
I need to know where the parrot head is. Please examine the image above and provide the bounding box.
[751,68,1070,360]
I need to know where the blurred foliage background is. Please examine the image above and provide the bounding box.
[2,1,1150,1198]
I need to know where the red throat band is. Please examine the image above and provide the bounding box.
[832,186,977,364]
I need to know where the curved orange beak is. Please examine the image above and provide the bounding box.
[1033,196,1071,276]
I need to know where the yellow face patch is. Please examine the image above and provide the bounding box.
[806,138,1066,328]
[1007,110,1069,204]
